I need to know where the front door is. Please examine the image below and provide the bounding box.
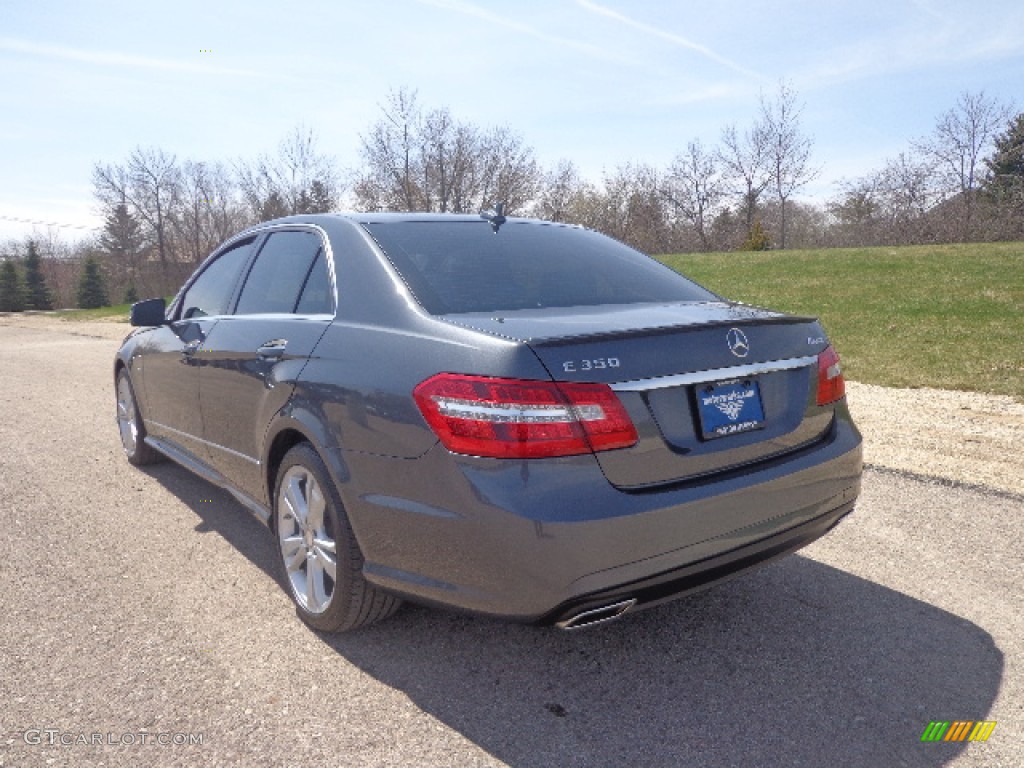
[140,234,258,461]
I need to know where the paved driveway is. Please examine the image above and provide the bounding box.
[1,322,1020,767]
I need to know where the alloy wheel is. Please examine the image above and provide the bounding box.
[277,466,338,614]
[116,375,139,455]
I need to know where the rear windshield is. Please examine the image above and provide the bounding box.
[364,221,718,314]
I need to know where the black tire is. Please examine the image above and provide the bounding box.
[115,370,163,466]
[274,443,401,632]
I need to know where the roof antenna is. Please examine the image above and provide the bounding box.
[480,202,507,233]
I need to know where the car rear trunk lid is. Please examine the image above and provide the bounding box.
[442,302,837,488]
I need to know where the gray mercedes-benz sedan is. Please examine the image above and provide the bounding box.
[114,212,862,632]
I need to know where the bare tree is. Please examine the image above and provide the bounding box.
[663,141,724,251]
[598,163,674,254]
[914,90,1012,241]
[203,162,251,245]
[174,160,215,265]
[532,160,596,223]
[420,106,475,212]
[173,161,249,263]
[93,147,181,275]
[237,126,341,221]
[475,126,539,214]
[718,119,771,236]
[864,152,945,244]
[354,88,539,215]
[760,82,818,249]
[355,88,426,211]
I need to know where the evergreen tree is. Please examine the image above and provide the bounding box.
[123,284,139,304]
[100,203,146,293]
[984,113,1024,228]
[0,260,25,312]
[308,179,335,213]
[257,191,289,222]
[984,113,1024,186]
[23,241,53,310]
[739,219,771,251]
[76,256,109,309]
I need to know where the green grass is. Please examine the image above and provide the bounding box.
[54,303,133,322]
[657,242,1024,401]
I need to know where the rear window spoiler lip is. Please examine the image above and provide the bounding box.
[527,313,819,348]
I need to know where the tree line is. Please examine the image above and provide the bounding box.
[1,85,1020,311]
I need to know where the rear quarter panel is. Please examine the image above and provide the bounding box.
[296,316,552,458]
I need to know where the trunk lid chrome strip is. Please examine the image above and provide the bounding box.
[610,355,817,392]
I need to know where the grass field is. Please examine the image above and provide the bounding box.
[54,303,134,321]
[658,242,1024,401]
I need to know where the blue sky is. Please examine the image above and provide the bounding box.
[1,0,1021,242]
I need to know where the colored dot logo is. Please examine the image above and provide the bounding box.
[921,720,997,742]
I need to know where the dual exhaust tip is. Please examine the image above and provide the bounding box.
[555,598,637,630]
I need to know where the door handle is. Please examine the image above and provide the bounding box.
[256,339,288,360]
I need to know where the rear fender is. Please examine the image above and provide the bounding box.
[262,402,352,512]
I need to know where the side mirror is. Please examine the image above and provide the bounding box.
[130,297,168,327]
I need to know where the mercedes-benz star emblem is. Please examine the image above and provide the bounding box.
[726,327,750,358]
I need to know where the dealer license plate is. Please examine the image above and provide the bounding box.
[696,378,766,440]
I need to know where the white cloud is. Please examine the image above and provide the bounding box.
[415,0,630,64]
[0,37,260,77]
[574,0,768,82]
[793,4,1024,91]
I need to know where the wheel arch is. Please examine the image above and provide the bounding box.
[263,407,351,531]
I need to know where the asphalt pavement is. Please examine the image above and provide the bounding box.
[1,322,1020,768]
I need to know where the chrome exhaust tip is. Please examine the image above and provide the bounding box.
[555,598,637,630]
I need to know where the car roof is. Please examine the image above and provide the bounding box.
[244,212,582,229]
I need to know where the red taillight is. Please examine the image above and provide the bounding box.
[413,374,638,459]
[816,345,846,405]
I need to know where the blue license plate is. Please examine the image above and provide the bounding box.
[696,378,765,439]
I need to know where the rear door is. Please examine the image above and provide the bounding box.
[196,228,335,502]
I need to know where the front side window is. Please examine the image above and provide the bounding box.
[179,238,255,319]
[235,230,327,315]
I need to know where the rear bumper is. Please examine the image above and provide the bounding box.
[336,410,862,622]
[541,495,854,627]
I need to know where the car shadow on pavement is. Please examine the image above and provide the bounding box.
[145,463,1001,768]
[325,561,1000,768]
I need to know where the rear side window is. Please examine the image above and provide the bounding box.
[235,230,326,315]
[180,238,255,319]
[364,221,717,314]
[295,251,333,314]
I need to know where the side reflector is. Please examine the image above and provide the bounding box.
[816,345,846,406]
[413,374,638,458]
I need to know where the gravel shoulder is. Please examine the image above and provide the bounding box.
[4,313,1022,497]
[846,382,1024,497]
